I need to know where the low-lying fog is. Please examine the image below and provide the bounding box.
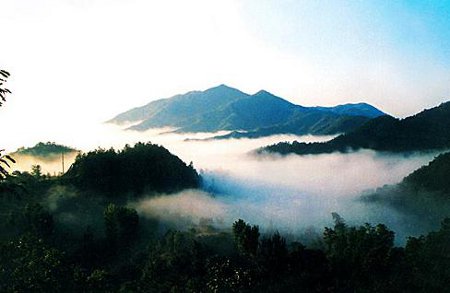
[137,133,440,243]
[8,124,443,243]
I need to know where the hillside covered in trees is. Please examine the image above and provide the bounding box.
[260,101,450,155]
[362,152,450,226]
[402,152,450,194]
[64,142,200,197]
[1,141,450,291]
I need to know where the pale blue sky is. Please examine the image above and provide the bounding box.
[1,0,449,149]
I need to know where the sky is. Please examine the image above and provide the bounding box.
[1,0,450,150]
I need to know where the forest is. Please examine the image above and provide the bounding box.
[1,142,450,292]
[2,60,450,292]
[261,101,450,155]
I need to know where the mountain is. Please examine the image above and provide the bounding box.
[402,152,450,194]
[200,113,370,140]
[109,85,386,136]
[362,152,450,223]
[260,101,450,155]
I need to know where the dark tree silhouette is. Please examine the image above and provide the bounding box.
[0,70,11,106]
[0,69,14,178]
[232,219,260,256]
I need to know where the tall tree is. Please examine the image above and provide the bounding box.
[232,219,260,256]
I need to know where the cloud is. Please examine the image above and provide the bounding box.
[127,132,440,243]
[9,126,443,243]
[133,190,228,228]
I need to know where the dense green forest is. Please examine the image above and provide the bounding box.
[261,101,450,155]
[1,144,450,292]
[403,152,450,194]
[2,71,450,291]
[1,173,450,292]
[64,142,200,197]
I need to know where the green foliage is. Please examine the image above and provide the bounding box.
[103,203,139,251]
[140,230,206,292]
[323,214,397,291]
[405,218,450,291]
[362,152,450,221]
[31,164,43,178]
[66,142,200,197]
[1,136,450,291]
[85,269,113,292]
[1,200,450,292]
[0,234,67,292]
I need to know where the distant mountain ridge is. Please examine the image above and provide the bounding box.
[12,142,78,158]
[109,84,386,136]
[261,101,450,154]
[313,103,385,118]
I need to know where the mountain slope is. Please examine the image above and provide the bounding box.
[109,85,386,135]
[403,152,450,194]
[65,142,200,196]
[361,152,450,225]
[261,101,450,154]
[111,85,250,131]
[206,112,370,140]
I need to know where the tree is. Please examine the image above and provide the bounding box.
[31,164,43,178]
[0,151,15,179]
[0,69,14,179]
[140,230,206,292]
[0,234,67,292]
[405,218,450,290]
[259,231,288,275]
[103,203,139,252]
[323,214,396,291]
[23,203,54,238]
[0,69,11,107]
[66,142,200,197]
[232,219,260,256]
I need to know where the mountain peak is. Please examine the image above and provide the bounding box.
[109,84,383,135]
[199,84,247,98]
[207,84,236,92]
[254,89,273,96]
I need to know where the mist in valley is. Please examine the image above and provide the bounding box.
[10,124,445,244]
[135,138,441,244]
[73,126,450,242]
